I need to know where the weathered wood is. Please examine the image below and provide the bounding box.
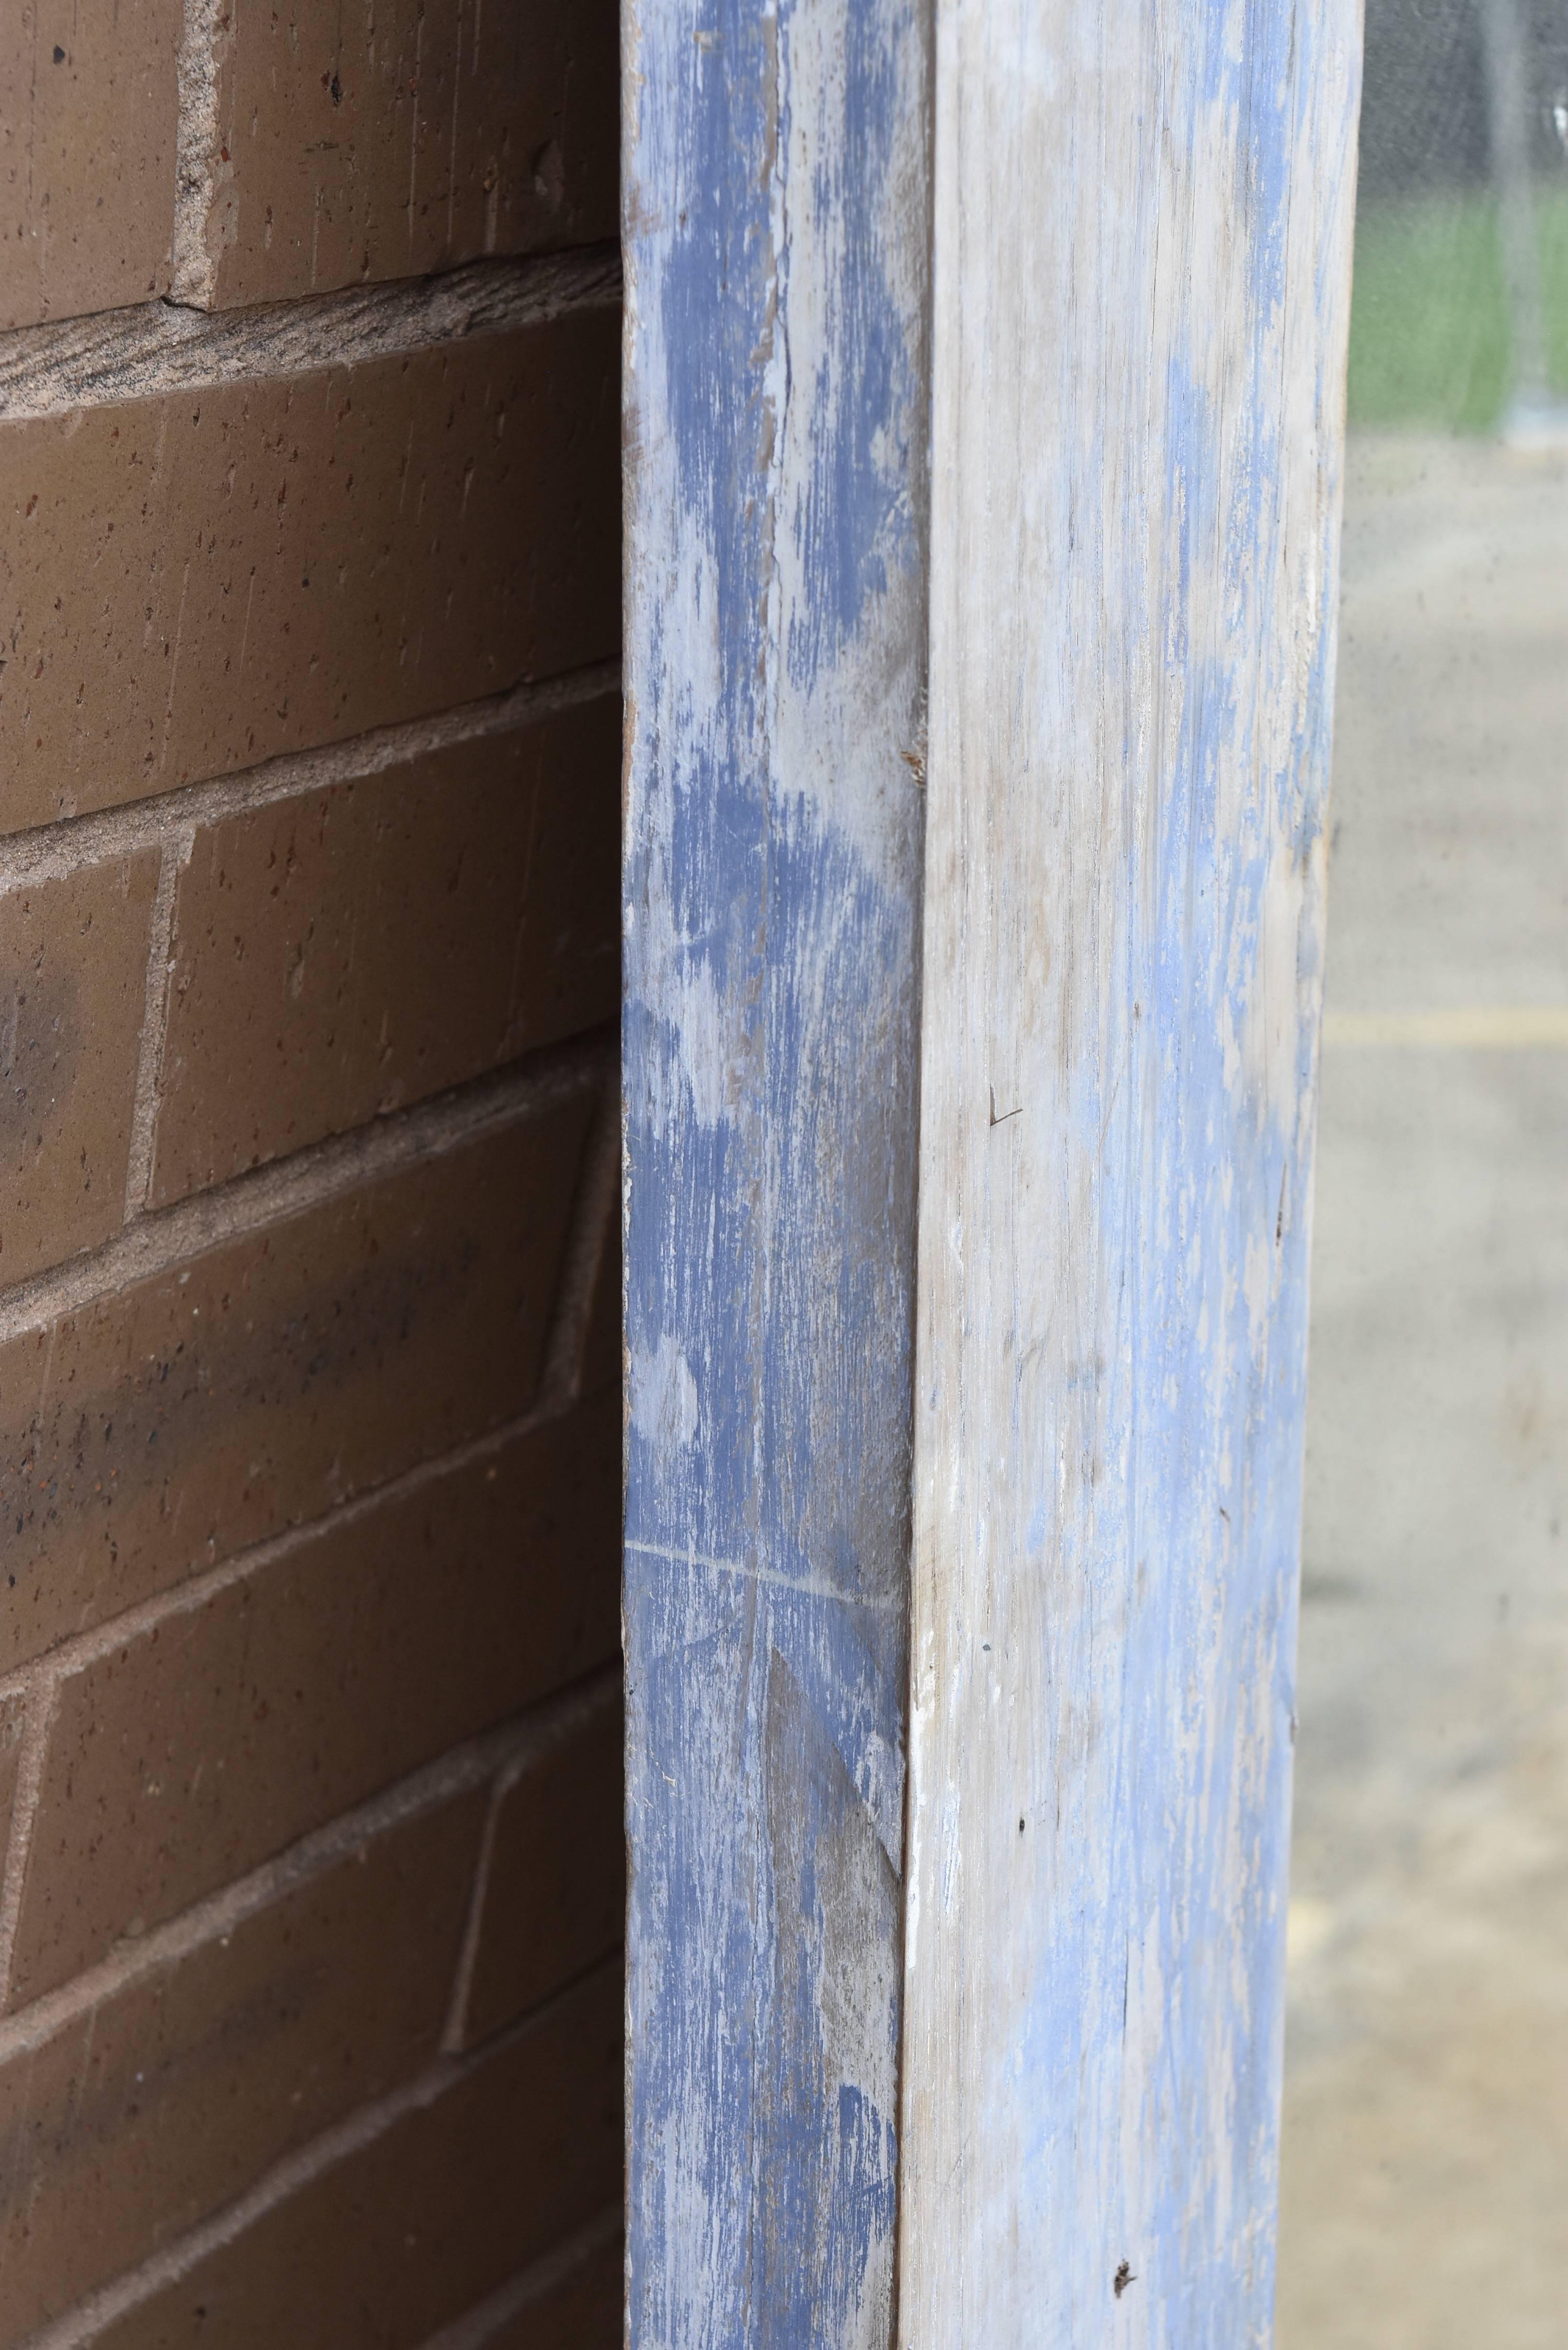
[900,3,1362,2341]
[620,0,929,2339]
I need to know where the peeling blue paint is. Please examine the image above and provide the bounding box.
[623,0,929,2337]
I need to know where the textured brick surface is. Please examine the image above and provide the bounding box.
[0,855,159,1282]
[11,1402,620,2004]
[461,1693,623,2049]
[471,2228,622,2350]
[0,309,619,835]
[95,1960,622,2350]
[0,3,626,2329]
[0,0,178,330]
[0,1098,593,1680]
[152,695,620,1203]
[0,1792,485,2346]
[186,0,617,310]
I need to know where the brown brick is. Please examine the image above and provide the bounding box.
[184,0,617,312]
[0,312,619,837]
[460,1694,622,2051]
[0,1096,594,1682]
[151,696,620,1205]
[94,1959,622,2350]
[0,1791,485,2345]
[0,856,159,1283]
[0,0,178,330]
[10,1399,619,2006]
[467,2228,621,2350]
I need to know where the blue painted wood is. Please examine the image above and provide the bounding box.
[899,3,1364,2342]
[620,0,929,2336]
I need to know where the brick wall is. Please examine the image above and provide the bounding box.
[0,7,622,2344]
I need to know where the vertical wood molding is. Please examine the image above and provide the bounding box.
[621,0,930,2337]
[901,3,1362,2341]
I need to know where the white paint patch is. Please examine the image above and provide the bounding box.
[629,1332,701,1454]
[655,954,740,1133]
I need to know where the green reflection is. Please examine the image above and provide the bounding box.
[1348,189,1568,433]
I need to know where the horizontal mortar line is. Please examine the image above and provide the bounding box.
[0,1375,597,1710]
[1322,1004,1568,1051]
[0,245,622,420]
[625,1535,903,1613]
[0,658,622,889]
[15,1952,622,2350]
[0,1026,614,1344]
[415,2204,622,2350]
[0,1663,621,2064]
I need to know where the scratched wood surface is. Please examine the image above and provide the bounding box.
[620,0,929,2339]
[900,4,1362,2342]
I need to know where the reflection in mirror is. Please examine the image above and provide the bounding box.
[1276,4,1568,2341]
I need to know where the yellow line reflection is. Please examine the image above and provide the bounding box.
[1323,1006,1568,1051]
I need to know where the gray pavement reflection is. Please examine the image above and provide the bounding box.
[1276,437,1568,2348]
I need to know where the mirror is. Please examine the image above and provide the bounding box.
[1277,5,1568,2340]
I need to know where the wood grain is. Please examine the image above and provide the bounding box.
[900,3,1362,2341]
[620,0,929,2339]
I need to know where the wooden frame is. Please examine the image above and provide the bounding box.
[621,0,929,2336]
[624,0,1363,2337]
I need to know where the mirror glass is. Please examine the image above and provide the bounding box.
[1277,5,1568,2341]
